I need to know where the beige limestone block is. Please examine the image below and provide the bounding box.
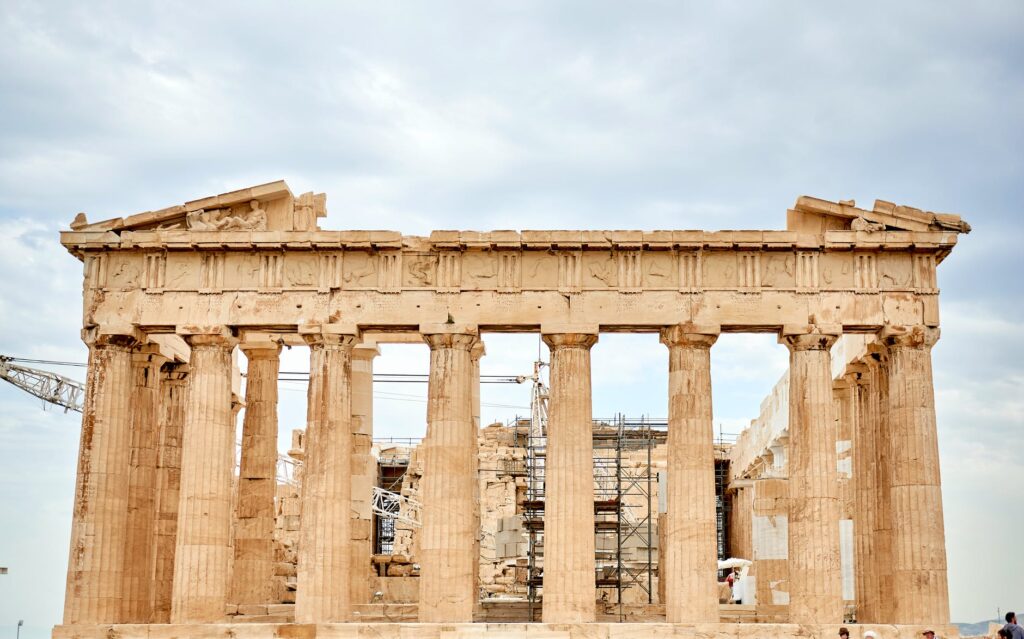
[63,331,140,624]
[150,363,188,623]
[171,329,239,623]
[541,330,598,623]
[349,343,378,606]
[659,326,720,623]
[883,326,950,625]
[295,326,358,622]
[851,363,880,622]
[780,329,843,624]
[230,344,280,605]
[418,325,480,622]
[121,346,166,622]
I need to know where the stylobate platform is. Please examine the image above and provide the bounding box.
[53,623,960,639]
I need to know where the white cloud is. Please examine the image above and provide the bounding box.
[0,0,1022,627]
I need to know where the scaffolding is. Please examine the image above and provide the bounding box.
[520,354,668,621]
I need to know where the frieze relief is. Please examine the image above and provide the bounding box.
[78,247,940,299]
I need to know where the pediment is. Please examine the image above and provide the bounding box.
[789,196,970,234]
[69,180,327,233]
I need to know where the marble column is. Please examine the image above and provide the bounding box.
[780,327,843,624]
[541,327,598,623]
[865,347,895,622]
[470,340,485,612]
[63,328,140,624]
[883,326,950,624]
[171,327,239,623]
[295,324,358,623]
[349,342,378,605]
[230,343,281,605]
[850,362,880,622]
[151,362,188,623]
[122,344,166,622]
[418,324,479,622]
[659,325,720,623]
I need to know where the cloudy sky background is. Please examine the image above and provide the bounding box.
[1,2,1022,635]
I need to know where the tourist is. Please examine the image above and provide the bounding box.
[838,628,849,638]
[1005,612,1024,639]
[863,632,878,639]
[999,629,1013,639]
[922,631,935,638]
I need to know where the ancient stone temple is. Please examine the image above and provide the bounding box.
[55,180,969,638]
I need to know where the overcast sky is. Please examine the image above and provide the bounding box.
[1,2,1022,635]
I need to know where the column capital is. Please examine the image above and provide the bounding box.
[299,322,360,348]
[779,324,842,352]
[176,325,239,348]
[879,325,940,350]
[352,342,381,361]
[844,362,871,386]
[239,341,283,359]
[82,324,144,348]
[420,323,479,351]
[541,324,599,350]
[132,343,169,369]
[160,362,190,382]
[659,323,720,349]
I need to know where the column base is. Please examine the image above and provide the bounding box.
[54,623,960,639]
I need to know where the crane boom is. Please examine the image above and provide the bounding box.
[0,357,85,413]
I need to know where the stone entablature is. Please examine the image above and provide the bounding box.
[63,184,966,337]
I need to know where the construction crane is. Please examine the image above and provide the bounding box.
[0,354,426,525]
[0,356,85,413]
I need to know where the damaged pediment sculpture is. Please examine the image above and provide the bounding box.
[183,200,268,231]
[850,216,887,232]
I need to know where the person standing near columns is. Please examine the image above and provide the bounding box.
[63,326,141,625]
[230,341,281,606]
[171,326,239,623]
[122,343,166,622]
[779,325,843,624]
[882,325,950,625]
[295,323,359,623]
[660,324,720,623]
[541,325,599,624]
[418,323,480,622]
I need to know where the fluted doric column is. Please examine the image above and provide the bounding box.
[660,324,720,623]
[231,342,281,605]
[780,326,843,624]
[171,327,239,623]
[349,342,379,605]
[864,346,895,622]
[63,327,140,624]
[418,324,480,622]
[122,344,166,622]
[541,326,598,623]
[151,362,189,623]
[295,324,358,622]
[470,340,485,613]
[850,361,880,622]
[883,325,950,624]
